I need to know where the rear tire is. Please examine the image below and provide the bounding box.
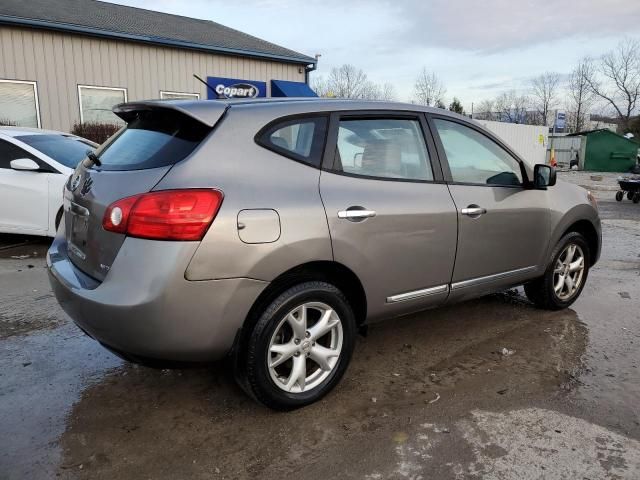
[237,281,356,410]
[627,191,634,201]
[524,232,590,310]
[634,193,640,204]
[616,191,624,201]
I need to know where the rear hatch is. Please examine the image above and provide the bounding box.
[63,101,226,281]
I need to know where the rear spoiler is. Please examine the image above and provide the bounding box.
[113,100,228,128]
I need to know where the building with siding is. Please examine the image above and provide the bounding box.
[0,0,316,132]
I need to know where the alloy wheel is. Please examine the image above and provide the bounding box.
[553,243,585,301]
[267,302,343,393]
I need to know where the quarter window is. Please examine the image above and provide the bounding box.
[78,86,127,125]
[257,116,327,168]
[433,119,523,186]
[334,118,433,181]
[0,80,40,128]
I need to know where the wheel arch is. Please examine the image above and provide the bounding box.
[560,219,600,267]
[242,260,368,338]
[55,206,64,230]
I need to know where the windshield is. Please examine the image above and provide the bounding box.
[16,134,94,169]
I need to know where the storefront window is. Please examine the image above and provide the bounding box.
[78,86,127,125]
[0,80,40,128]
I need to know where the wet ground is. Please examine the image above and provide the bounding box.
[1,196,639,479]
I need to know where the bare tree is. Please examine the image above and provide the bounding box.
[358,80,391,101]
[414,68,446,106]
[310,75,330,97]
[494,91,529,124]
[315,64,395,101]
[583,38,640,132]
[566,59,597,133]
[475,99,496,120]
[530,72,561,126]
[325,64,372,99]
[377,82,396,102]
[311,66,395,101]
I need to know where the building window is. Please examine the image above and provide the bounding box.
[0,80,40,128]
[160,91,200,100]
[78,85,127,125]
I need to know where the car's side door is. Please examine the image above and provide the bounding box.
[0,138,51,233]
[319,112,458,322]
[427,115,550,300]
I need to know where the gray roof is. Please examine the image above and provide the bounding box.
[113,98,460,127]
[0,0,315,65]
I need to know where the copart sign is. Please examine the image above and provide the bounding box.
[206,76,267,99]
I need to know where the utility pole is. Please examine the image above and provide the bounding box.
[550,109,557,166]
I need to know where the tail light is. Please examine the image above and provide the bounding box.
[103,189,223,241]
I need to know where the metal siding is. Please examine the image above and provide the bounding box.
[545,136,583,167]
[0,25,306,132]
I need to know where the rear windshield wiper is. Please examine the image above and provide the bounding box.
[86,150,102,168]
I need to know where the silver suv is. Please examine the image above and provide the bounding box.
[48,99,601,409]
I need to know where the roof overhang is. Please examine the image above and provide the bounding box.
[0,15,317,66]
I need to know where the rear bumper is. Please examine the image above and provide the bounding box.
[47,236,268,362]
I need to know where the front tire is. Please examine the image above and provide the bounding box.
[238,281,356,410]
[525,232,590,310]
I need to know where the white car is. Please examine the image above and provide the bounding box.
[0,127,97,237]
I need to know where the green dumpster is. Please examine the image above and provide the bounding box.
[567,129,639,172]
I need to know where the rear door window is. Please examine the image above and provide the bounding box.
[334,118,434,181]
[94,110,211,171]
[256,116,327,168]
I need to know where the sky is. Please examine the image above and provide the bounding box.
[110,0,640,110]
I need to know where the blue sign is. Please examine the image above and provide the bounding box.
[206,76,266,99]
[555,112,566,130]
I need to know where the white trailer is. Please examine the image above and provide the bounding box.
[475,120,549,168]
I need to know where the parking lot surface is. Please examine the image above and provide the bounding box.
[1,188,639,479]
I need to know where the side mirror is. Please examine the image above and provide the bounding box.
[10,158,40,171]
[533,164,556,189]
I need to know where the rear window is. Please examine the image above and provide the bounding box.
[16,134,93,169]
[94,110,211,171]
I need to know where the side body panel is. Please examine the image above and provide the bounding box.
[544,181,602,264]
[320,170,458,322]
[0,167,49,233]
[0,135,71,236]
[446,184,550,301]
[156,105,333,281]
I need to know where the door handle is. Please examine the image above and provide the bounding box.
[338,209,377,220]
[461,206,487,216]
